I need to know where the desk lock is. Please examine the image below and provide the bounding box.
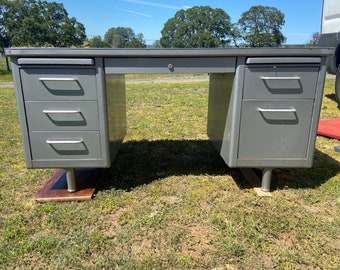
[167,63,174,71]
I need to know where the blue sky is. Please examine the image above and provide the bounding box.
[52,0,323,45]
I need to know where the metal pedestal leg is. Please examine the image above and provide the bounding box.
[65,168,77,192]
[261,168,272,192]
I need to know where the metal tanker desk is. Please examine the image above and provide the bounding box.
[5,48,333,200]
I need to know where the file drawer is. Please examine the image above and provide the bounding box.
[20,68,98,100]
[238,100,314,159]
[29,131,102,160]
[25,101,99,131]
[243,67,319,99]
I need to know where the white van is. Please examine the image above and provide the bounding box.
[319,0,340,104]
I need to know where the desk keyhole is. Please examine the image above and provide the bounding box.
[168,63,174,72]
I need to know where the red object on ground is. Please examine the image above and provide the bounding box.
[317,118,340,140]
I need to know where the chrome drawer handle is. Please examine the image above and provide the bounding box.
[46,139,84,144]
[261,76,301,80]
[38,77,78,82]
[257,108,296,113]
[43,109,81,114]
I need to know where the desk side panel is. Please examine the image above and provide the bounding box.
[207,73,234,150]
[10,57,33,168]
[207,58,245,167]
[105,74,127,164]
[207,72,241,167]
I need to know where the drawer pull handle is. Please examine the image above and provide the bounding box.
[46,139,84,144]
[257,108,296,113]
[43,109,81,114]
[261,76,301,81]
[39,77,78,82]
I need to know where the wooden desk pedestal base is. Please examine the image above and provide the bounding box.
[35,168,100,202]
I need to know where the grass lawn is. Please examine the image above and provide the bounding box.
[0,75,339,269]
[0,56,12,81]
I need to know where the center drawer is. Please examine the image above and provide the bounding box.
[243,67,319,99]
[104,57,236,73]
[20,68,98,101]
[25,101,99,131]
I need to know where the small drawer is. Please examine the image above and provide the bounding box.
[238,100,314,159]
[25,101,99,131]
[243,67,319,99]
[105,57,236,73]
[20,68,97,100]
[29,131,102,160]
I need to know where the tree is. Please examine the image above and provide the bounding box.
[160,6,233,48]
[238,5,286,47]
[88,35,110,48]
[104,27,146,48]
[0,0,86,54]
[152,40,162,48]
[126,38,146,48]
[307,32,320,47]
[126,33,146,48]
[1,0,86,70]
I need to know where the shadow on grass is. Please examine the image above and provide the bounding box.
[97,140,340,192]
[270,149,340,190]
[325,93,340,110]
[325,93,337,103]
[99,140,233,191]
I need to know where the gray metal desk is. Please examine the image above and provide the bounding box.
[5,48,333,195]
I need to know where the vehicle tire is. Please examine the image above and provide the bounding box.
[336,67,340,107]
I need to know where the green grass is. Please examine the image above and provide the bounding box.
[0,77,339,269]
[0,56,13,81]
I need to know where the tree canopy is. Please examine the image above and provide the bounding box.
[160,6,234,48]
[1,3,291,51]
[238,6,286,47]
[0,0,86,54]
[88,35,111,48]
[102,27,146,48]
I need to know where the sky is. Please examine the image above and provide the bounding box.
[50,0,324,45]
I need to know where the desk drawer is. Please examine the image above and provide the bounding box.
[29,131,101,160]
[105,57,235,73]
[20,68,97,100]
[244,67,319,99]
[25,101,99,131]
[238,100,314,159]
